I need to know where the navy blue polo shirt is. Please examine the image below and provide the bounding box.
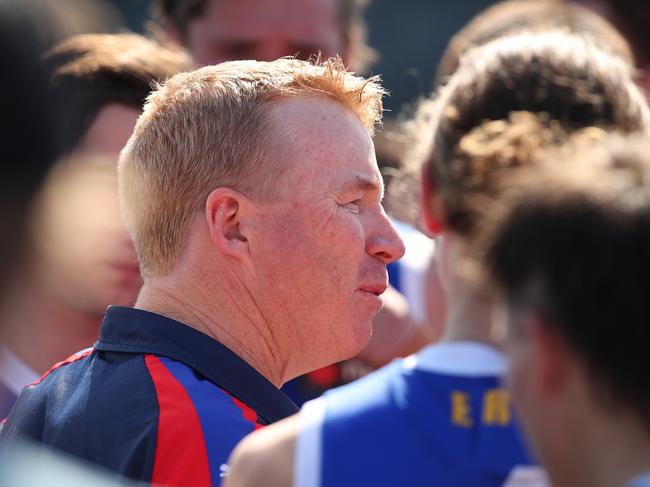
[2,306,298,486]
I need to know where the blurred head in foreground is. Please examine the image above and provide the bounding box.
[0,1,57,286]
[1,34,190,381]
[0,0,60,416]
[417,31,649,296]
[416,30,650,487]
[389,0,634,241]
[485,135,650,487]
[153,0,375,72]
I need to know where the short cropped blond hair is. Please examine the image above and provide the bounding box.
[119,57,385,277]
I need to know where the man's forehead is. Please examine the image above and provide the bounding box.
[265,97,378,196]
[268,96,369,135]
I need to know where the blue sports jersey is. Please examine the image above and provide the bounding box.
[295,342,538,487]
[2,306,298,486]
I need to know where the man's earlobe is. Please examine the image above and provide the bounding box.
[205,188,252,265]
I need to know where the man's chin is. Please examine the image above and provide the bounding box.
[339,318,374,361]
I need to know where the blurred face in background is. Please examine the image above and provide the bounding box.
[75,103,141,157]
[30,158,142,316]
[184,0,345,65]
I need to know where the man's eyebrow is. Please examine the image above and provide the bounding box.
[339,175,384,199]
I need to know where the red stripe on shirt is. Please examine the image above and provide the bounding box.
[230,396,264,431]
[27,348,93,387]
[144,354,212,487]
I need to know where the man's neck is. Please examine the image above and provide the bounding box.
[0,277,102,374]
[136,277,288,388]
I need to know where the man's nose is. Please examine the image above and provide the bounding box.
[367,213,406,265]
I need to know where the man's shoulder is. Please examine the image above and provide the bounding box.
[2,349,161,480]
[4,349,158,439]
[8,351,264,436]
[5,350,267,483]
[3,349,96,429]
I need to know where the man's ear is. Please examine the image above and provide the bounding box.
[205,188,253,271]
[420,164,445,236]
[528,313,571,397]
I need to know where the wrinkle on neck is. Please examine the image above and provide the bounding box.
[136,272,288,387]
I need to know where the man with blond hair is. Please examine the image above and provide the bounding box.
[156,0,440,408]
[2,57,404,486]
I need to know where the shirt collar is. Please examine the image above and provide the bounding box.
[95,306,298,423]
[403,341,508,377]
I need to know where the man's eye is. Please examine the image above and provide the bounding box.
[344,199,363,212]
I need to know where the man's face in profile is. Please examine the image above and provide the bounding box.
[185,0,345,66]
[247,96,404,376]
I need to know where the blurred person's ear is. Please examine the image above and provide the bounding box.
[205,188,254,272]
[420,164,444,236]
[528,313,573,397]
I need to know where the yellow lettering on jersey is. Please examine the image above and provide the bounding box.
[451,391,473,427]
[483,389,511,426]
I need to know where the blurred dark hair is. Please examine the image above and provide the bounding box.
[153,0,205,37]
[486,134,650,431]
[436,0,633,83]
[0,0,60,286]
[416,31,649,237]
[43,33,192,155]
